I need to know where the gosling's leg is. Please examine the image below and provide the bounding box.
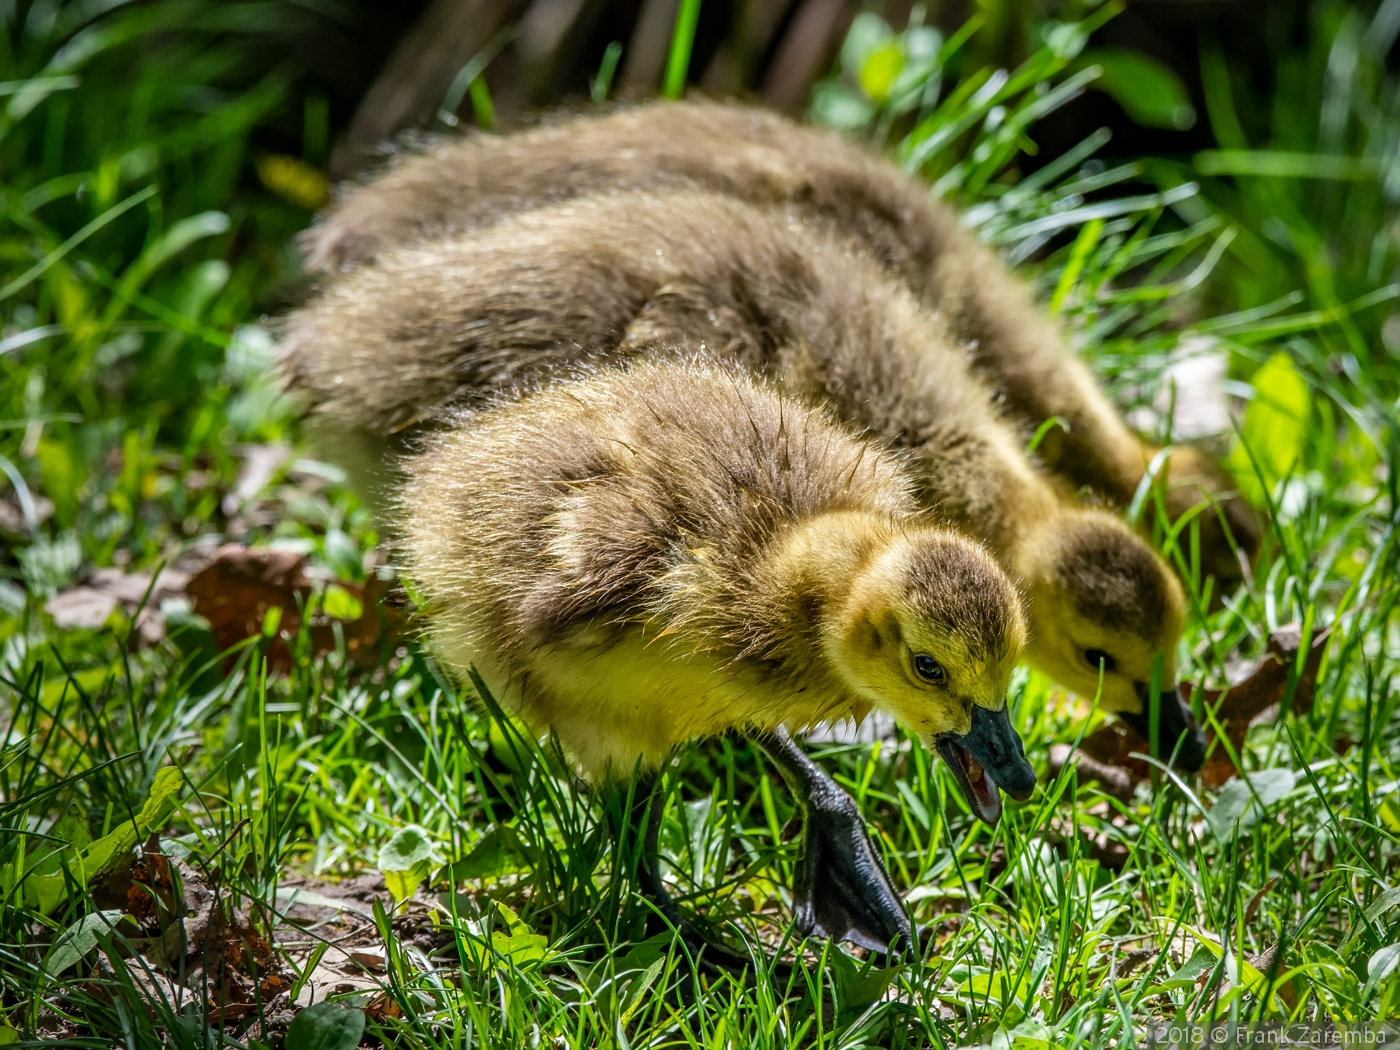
[635,783,683,928]
[620,776,774,973]
[752,729,914,956]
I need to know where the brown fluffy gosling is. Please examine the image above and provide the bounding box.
[303,98,1260,597]
[398,359,1033,952]
[282,190,1205,769]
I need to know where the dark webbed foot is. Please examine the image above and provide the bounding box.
[755,730,914,956]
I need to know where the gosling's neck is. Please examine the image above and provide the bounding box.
[1006,504,1072,595]
[760,510,898,662]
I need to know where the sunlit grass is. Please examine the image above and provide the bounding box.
[1,1,1398,1045]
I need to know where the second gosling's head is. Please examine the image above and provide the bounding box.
[828,529,1034,821]
[1021,510,1206,771]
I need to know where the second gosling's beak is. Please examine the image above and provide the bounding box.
[936,704,1036,824]
[1122,684,1207,773]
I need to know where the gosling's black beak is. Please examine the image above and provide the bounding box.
[936,704,1036,824]
[1122,685,1207,772]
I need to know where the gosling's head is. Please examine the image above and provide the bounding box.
[1021,510,1206,771]
[828,529,1034,822]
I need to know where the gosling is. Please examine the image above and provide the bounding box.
[282,190,1206,770]
[398,359,1034,954]
[303,98,1260,596]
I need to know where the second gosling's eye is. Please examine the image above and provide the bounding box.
[1084,648,1117,674]
[913,653,947,684]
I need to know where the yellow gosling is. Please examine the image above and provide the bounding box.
[282,190,1206,769]
[398,359,1032,952]
[303,98,1261,596]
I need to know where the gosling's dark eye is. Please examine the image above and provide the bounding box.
[913,653,946,684]
[1084,648,1117,674]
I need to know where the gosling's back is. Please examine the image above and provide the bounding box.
[399,359,952,776]
[401,358,920,662]
[283,190,1044,555]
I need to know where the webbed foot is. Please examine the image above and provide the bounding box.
[792,784,913,953]
[755,730,914,956]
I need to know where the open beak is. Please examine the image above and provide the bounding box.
[1122,685,1207,772]
[936,704,1036,824]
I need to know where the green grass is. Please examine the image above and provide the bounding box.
[2,2,1399,1046]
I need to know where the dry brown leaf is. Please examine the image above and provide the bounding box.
[45,567,192,637]
[185,544,405,670]
[1189,624,1330,787]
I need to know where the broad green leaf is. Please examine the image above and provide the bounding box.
[493,901,532,936]
[840,12,895,75]
[44,910,125,975]
[380,825,439,902]
[811,81,874,130]
[1208,768,1296,838]
[22,872,67,916]
[1079,48,1195,129]
[321,585,362,622]
[1229,352,1311,503]
[1364,943,1400,1002]
[620,957,666,1025]
[450,826,534,881]
[378,825,436,871]
[80,766,183,877]
[1300,940,1362,1016]
[1365,886,1400,923]
[843,966,900,1009]
[491,929,549,968]
[1008,1018,1055,1050]
[859,43,904,101]
[383,866,427,903]
[487,902,549,966]
[284,1003,365,1050]
[1152,945,1216,991]
[959,968,1032,1006]
[51,810,91,853]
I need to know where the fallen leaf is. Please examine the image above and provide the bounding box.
[1190,624,1330,787]
[0,495,54,535]
[346,948,386,972]
[185,544,310,657]
[365,990,402,1021]
[275,885,375,920]
[45,588,118,629]
[89,567,190,606]
[1046,744,1135,802]
[184,545,404,671]
[289,944,384,1007]
[46,568,194,636]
